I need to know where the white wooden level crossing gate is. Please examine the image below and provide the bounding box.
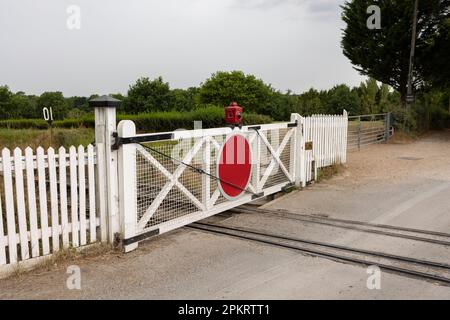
[116,112,348,252]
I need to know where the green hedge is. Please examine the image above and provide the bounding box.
[0,118,50,129]
[0,106,273,132]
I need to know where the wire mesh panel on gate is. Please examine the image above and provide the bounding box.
[133,126,295,234]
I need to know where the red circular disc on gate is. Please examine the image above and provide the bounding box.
[217,134,252,199]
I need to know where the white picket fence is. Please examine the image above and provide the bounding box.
[302,112,348,182]
[0,145,104,272]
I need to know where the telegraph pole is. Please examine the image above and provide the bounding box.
[406,0,419,111]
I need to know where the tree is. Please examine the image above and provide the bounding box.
[110,93,126,113]
[0,85,13,119]
[123,76,173,113]
[171,87,198,111]
[377,83,399,113]
[325,84,361,115]
[10,92,38,118]
[358,78,379,114]
[295,88,327,116]
[37,92,69,120]
[198,71,273,114]
[341,0,450,105]
[0,86,39,119]
[259,91,298,120]
[419,16,450,90]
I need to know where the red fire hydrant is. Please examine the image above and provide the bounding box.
[225,102,243,128]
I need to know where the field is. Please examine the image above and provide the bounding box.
[0,106,274,150]
[0,128,94,150]
[0,120,386,151]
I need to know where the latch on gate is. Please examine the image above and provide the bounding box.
[112,132,119,150]
[111,131,175,150]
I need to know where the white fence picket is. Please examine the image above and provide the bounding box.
[318,115,322,167]
[328,116,332,164]
[326,116,330,166]
[25,147,39,258]
[58,147,69,247]
[87,144,97,242]
[328,116,331,164]
[36,147,50,255]
[13,148,29,261]
[48,148,60,252]
[69,146,79,247]
[0,184,6,265]
[78,145,87,246]
[337,115,342,162]
[2,149,18,264]
[330,115,336,163]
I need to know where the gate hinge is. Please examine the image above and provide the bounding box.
[282,182,296,193]
[122,229,160,246]
[287,120,298,128]
[251,192,264,200]
[112,132,120,150]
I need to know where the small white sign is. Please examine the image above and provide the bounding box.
[42,107,54,123]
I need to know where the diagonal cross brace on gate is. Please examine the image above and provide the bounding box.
[255,127,294,188]
[135,139,206,231]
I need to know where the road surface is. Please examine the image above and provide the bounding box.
[1,130,449,299]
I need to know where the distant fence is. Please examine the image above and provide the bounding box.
[0,144,105,272]
[347,113,393,151]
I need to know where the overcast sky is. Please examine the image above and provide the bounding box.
[0,0,365,97]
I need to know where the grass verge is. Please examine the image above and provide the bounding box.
[0,127,94,150]
[316,164,344,182]
[8,243,114,279]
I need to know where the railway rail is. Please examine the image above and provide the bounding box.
[232,205,450,247]
[187,206,450,285]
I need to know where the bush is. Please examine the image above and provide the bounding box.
[0,106,274,132]
[121,106,273,132]
[0,118,50,129]
[391,106,417,132]
[54,116,95,129]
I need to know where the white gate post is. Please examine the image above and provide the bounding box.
[290,113,305,187]
[117,120,138,252]
[90,95,121,245]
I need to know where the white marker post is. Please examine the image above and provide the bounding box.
[42,107,54,147]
